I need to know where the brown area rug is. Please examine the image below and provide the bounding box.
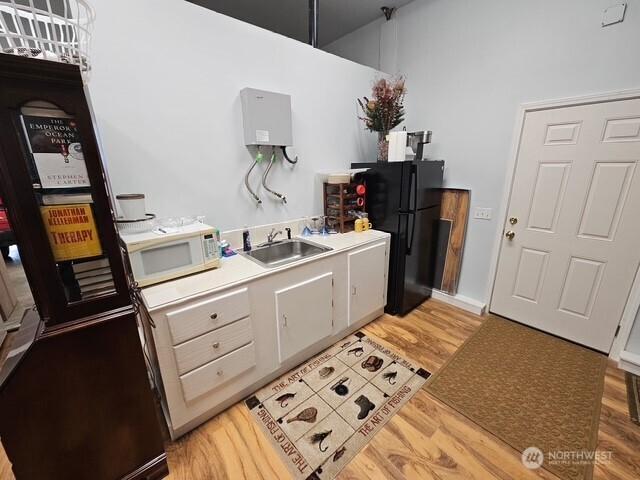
[426,316,607,480]
[245,331,430,480]
[626,372,640,426]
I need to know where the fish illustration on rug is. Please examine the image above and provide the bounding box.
[286,407,318,424]
[383,371,398,385]
[275,392,296,408]
[347,346,364,357]
[340,341,351,349]
[310,430,332,452]
[319,366,335,378]
[333,446,346,462]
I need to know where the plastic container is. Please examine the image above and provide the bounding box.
[116,193,146,220]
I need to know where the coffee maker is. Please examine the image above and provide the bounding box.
[406,130,432,160]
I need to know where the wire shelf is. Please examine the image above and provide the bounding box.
[0,0,94,79]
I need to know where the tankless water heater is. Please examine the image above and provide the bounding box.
[240,88,293,146]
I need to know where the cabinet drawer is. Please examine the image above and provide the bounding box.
[179,342,256,403]
[166,287,250,345]
[173,317,253,375]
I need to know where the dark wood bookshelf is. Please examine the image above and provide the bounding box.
[0,55,167,480]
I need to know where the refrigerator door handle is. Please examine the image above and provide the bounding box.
[399,210,418,255]
[407,210,417,255]
[410,167,418,212]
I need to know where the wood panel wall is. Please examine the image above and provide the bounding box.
[436,189,470,295]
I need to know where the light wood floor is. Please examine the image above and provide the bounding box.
[0,299,638,479]
[164,299,640,480]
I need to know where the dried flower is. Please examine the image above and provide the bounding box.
[357,77,406,133]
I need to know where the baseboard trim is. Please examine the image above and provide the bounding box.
[619,350,640,376]
[431,290,486,316]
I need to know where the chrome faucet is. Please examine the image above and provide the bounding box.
[266,228,283,244]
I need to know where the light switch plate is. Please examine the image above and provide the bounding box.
[473,207,492,220]
[602,3,626,27]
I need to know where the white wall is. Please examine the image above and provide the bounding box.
[88,0,379,232]
[326,0,640,304]
[324,19,383,71]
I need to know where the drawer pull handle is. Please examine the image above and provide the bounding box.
[212,342,220,349]
[282,314,287,328]
[210,313,218,320]
[217,370,223,376]
[351,286,357,296]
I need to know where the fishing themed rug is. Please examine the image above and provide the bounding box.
[244,331,430,480]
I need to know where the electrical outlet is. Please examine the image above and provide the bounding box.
[474,207,492,220]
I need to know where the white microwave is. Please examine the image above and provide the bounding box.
[120,223,220,287]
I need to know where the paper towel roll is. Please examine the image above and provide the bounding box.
[388,131,407,162]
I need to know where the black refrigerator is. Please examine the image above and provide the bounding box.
[351,160,444,316]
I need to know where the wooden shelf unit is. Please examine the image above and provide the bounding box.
[323,182,366,233]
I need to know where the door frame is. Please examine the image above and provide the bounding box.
[486,87,640,358]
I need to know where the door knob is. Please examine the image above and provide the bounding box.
[509,217,518,225]
[505,230,515,240]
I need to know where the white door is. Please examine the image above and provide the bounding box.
[348,242,387,325]
[492,98,640,352]
[275,272,333,362]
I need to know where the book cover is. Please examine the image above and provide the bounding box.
[21,115,90,189]
[41,193,93,205]
[41,204,102,262]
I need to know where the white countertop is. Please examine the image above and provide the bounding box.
[141,229,390,312]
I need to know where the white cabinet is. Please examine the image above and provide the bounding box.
[145,233,390,438]
[275,272,333,362]
[165,287,249,344]
[348,242,387,325]
[179,342,256,402]
[172,317,253,375]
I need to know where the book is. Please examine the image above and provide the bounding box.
[40,204,102,262]
[74,266,111,280]
[79,280,115,293]
[81,285,116,300]
[72,258,110,274]
[76,273,113,288]
[41,193,93,205]
[20,115,90,189]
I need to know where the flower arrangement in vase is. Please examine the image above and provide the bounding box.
[357,77,407,161]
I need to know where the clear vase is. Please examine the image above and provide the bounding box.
[377,131,389,162]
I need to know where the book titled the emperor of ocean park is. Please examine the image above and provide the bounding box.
[21,115,90,189]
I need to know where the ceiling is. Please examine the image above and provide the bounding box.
[187,0,414,47]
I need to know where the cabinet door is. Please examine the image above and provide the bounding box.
[348,242,387,325]
[275,272,333,363]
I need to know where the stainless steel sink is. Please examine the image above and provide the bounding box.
[242,239,332,268]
